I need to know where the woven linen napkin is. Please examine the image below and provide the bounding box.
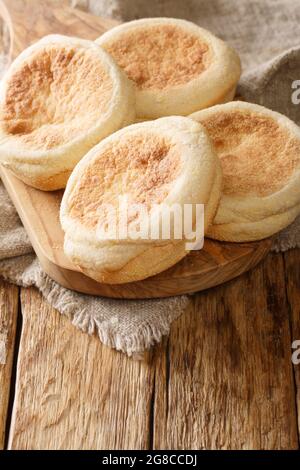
[0,0,299,355]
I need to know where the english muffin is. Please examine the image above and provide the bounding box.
[96,18,241,119]
[191,101,300,241]
[60,117,222,284]
[0,35,135,190]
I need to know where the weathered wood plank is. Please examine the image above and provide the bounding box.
[0,279,19,449]
[153,253,299,449]
[283,248,300,442]
[8,286,155,450]
[6,254,300,450]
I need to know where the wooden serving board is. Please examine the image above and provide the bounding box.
[0,0,272,299]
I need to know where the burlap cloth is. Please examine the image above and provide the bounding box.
[0,0,299,356]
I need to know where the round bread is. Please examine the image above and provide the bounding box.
[0,34,135,190]
[191,101,300,241]
[207,203,300,242]
[60,116,221,284]
[96,18,241,119]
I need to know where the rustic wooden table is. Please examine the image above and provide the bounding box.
[0,249,299,449]
[0,0,299,450]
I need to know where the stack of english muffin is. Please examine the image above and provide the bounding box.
[0,18,299,284]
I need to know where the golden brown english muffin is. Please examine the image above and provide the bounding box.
[0,35,135,190]
[60,117,222,284]
[96,18,241,119]
[191,101,300,241]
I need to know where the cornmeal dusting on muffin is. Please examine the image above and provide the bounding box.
[199,110,300,197]
[103,25,211,90]
[68,132,182,228]
[0,45,113,150]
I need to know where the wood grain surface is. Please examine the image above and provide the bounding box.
[0,280,19,449]
[0,0,117,58]
[6,253,300,450]
[0,0,272,298]
[9,286,155,450]
[0,0,299,450]
[284,249,300,437]
[153,253,299,449]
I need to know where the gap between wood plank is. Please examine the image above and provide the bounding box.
[4,289,23,449]
[148,362,155,450]
[282,250,300,445]
[4,251,300,449]
[9,286,157,450]
[152,254,299,449]
[0,280,19,449]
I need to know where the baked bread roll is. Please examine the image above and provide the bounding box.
[191,101,300,241]
[96,18,241,119]
[60,117,222,284]
[0,35,135,190]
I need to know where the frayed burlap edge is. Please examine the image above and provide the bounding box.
[0,255,190,356]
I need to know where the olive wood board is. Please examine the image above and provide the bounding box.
[0,0,272,299]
